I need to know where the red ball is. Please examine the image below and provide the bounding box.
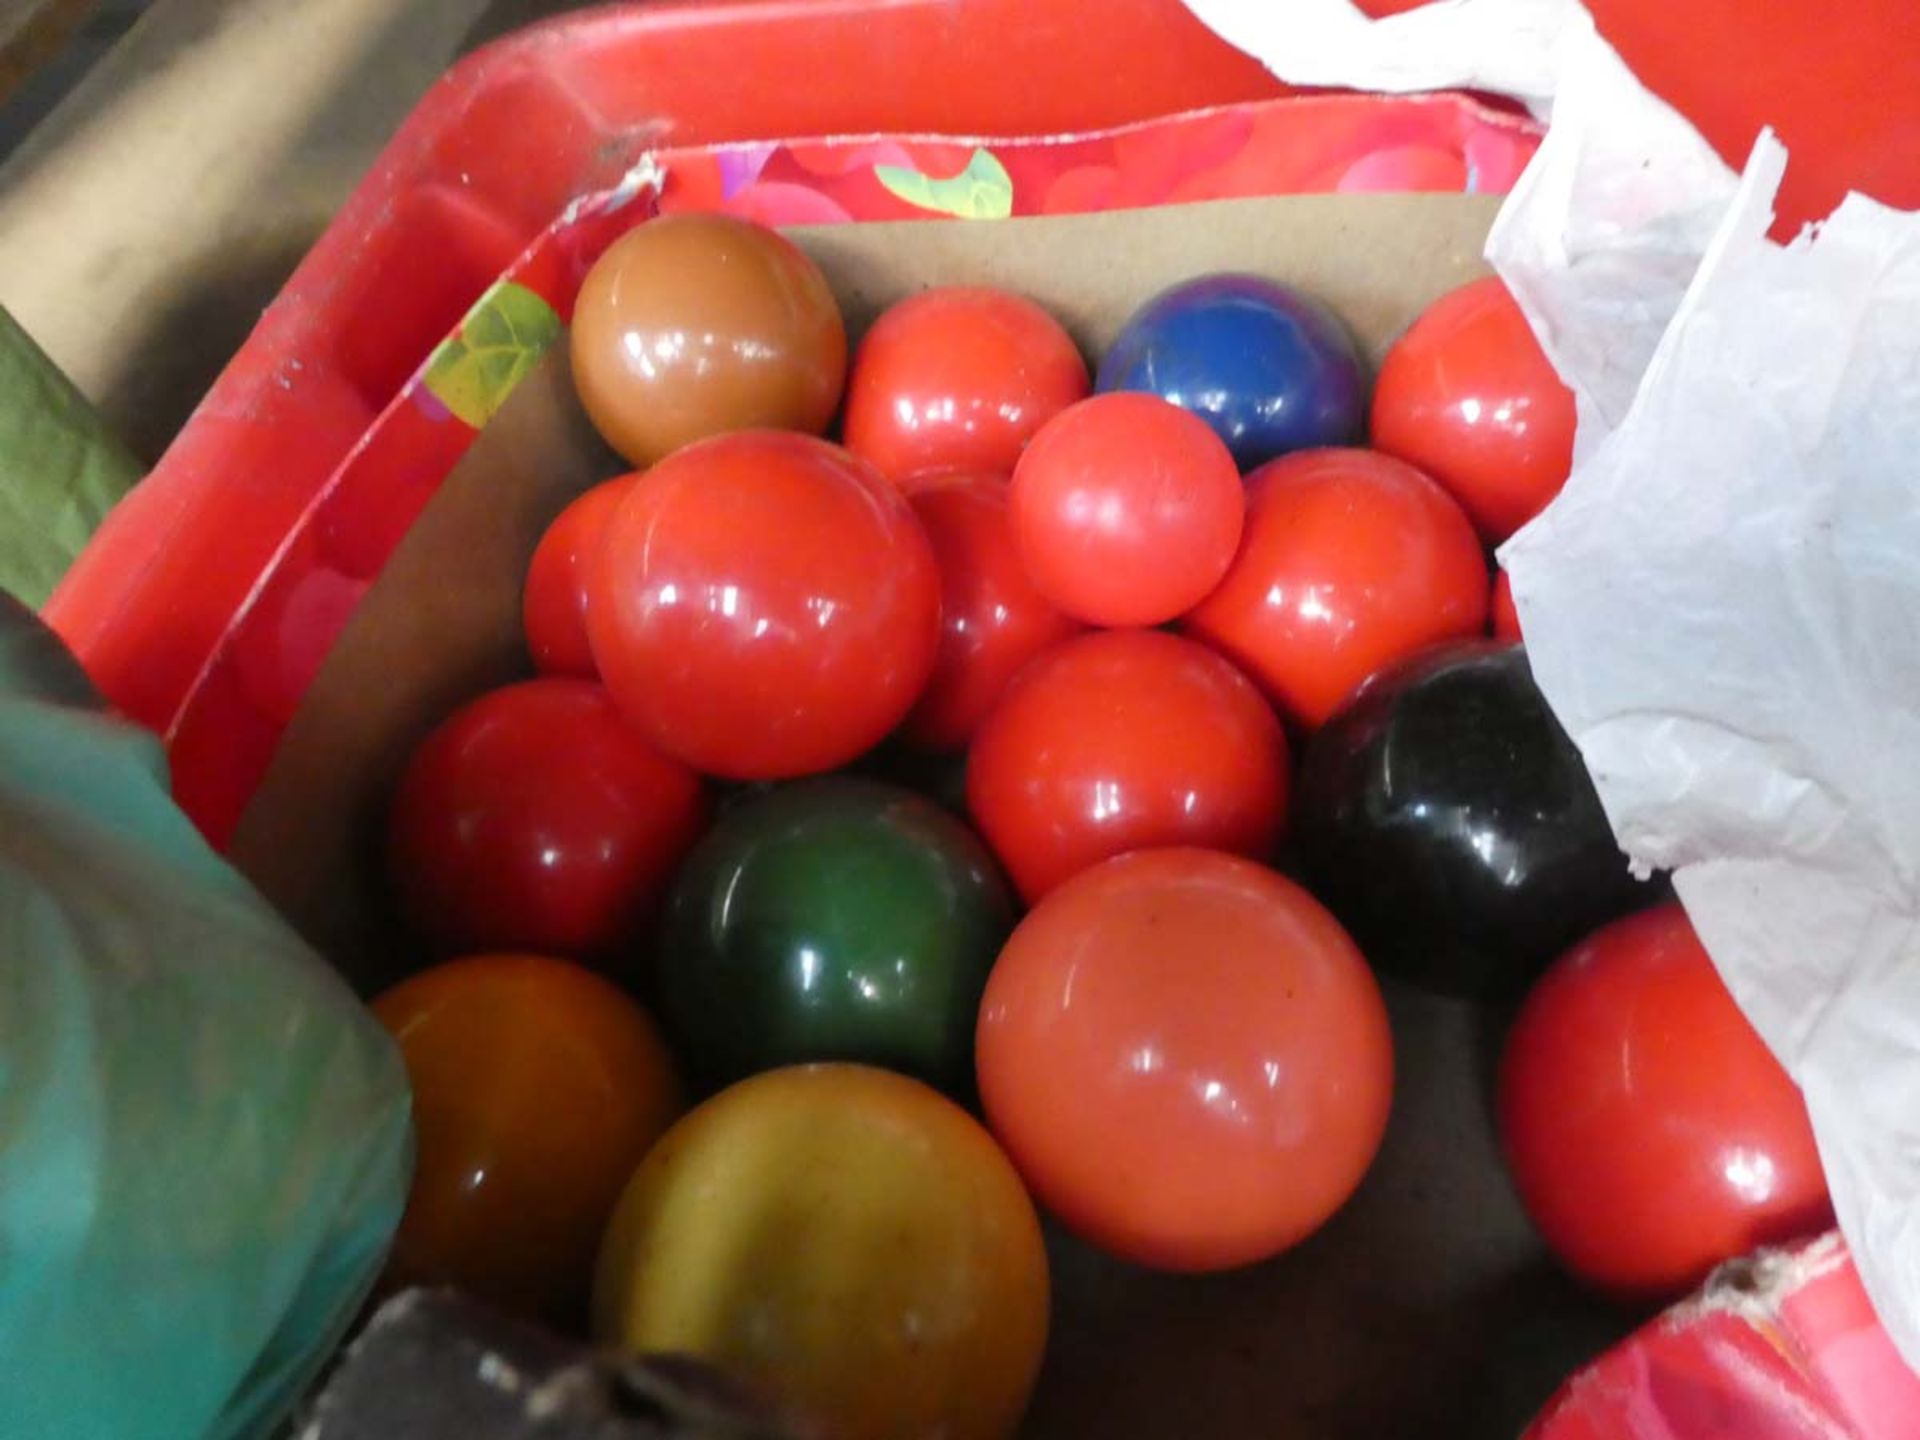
[900,473,1084,752]
[1491,568,1522,642]
[977,847,1393,1271]
[1371,276,1575,544]
[524,476,635,677]
[1010,393,1244,627]
[1183,448,1488,731]
[966,629,1289,904]
[387,678,709,958]
[843,286,1090,484]
[1499,904,1833,1302]
[587,432,941,779]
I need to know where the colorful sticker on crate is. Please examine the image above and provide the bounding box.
[874,149,1015,219]
[421,281,564,429]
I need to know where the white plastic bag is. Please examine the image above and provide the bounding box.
[1183,0,1920,1371]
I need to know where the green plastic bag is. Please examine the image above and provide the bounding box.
[0,308,144,608]
[0,592,414,1440]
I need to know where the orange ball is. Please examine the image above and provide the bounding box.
[965,629,1289,903]
[1500,905,1831,1300]
[1370,276,1575,544]
[977,849,1394,1272]
[899,472,1084,751]
[843,286,1089,484]
[372,953,683,1324]
[1010,392,1244,627]
[1183,447,1489,730]
[571,214,847,467]
[587,432,940,779]
[523,475,635,677]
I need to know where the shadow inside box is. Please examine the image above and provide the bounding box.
[1457,1263,1646,1440]
[92,227,317,462]
[1028,1238,1634,1440]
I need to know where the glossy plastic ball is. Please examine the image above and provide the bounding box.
[594,1064,1049,1440]
[1293,641,1651,1000]
[374,953,682,1323]
[843,286,1089,484]
[1372,276,1575,544]
[977,848,1393,1271]
[1009,392,1244,626]
[523,474,634,677]
[1500,904,1832,1301]
[1096,273,1365,467]
[1183,447,1489,730]
[966,629,1289,903]
[571,213,847,467]
[587,431,940,779]
[655,778,1013,1095]
[387,679,709,959]
[900,473,1083,751]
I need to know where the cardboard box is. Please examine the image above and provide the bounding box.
[228,192,1630,1436]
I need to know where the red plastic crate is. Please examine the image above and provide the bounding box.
[43,0,1558,844]
[1527,1237,1920,1440]
[160,96,1541,841]
[45,0,1281,760]
[46,0,1920,837]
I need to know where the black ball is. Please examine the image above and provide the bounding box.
[1294,639,1653,1001]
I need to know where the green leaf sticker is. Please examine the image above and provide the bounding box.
[875,149,1014,220]
[422,280,562,430]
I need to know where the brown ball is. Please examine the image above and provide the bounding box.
[570,214,847,466]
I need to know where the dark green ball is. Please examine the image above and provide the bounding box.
[656,777,1013,1095]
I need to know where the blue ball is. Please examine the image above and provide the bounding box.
[1096,275,1366,469]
